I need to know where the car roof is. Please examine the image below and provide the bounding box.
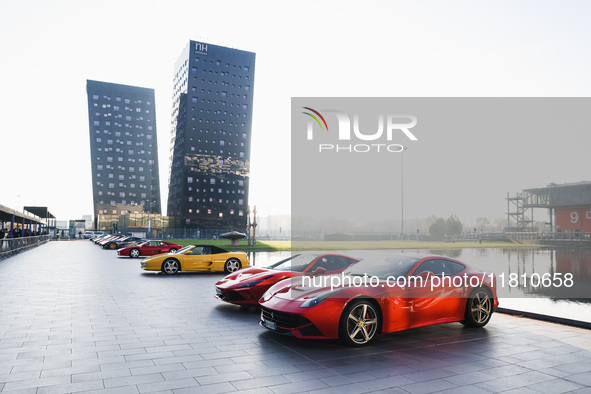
[190,244,229,254]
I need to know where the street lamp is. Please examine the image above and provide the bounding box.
[400,146,405,240]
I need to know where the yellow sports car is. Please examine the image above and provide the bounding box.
[140,244,249,275]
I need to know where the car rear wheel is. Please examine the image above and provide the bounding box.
[130,248,140,258]
[169,248,178,253]
[224,258,241,273]
[162,259,180,275]
[339,299,380,346]
[463,288,493,327]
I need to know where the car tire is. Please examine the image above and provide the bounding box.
[462,287,493,327]
[109,243,117,250]
[224,258,241,273]
[169,248,178,253]
[130,248,141,258]
[338,299,380,346]
[162,259,180,275]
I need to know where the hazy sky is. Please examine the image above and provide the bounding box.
[1,1,591,226]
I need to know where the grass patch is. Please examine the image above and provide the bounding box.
[167,239,291,251]
[166,239,538,252]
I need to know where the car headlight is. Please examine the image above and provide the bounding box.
[237,276,273,289]
[300,289,341,308]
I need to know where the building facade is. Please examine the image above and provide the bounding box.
[167,41,255,229]
[86,80,162,227]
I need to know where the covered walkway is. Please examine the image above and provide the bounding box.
[0,204,53,257]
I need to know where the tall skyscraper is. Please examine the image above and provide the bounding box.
[86,80,162,225]
[167,41,255,229]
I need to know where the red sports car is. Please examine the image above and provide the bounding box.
[215,253,360,305]
[259,254,498,346]
[117,240,182,258]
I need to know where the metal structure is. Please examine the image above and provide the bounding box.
[506,192,534,231]
[508,182,591,242]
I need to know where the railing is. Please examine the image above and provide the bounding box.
[0,235,51,258]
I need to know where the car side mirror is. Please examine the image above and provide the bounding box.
[312,267,327,276]
[185,251,193,255]
[417,271,435,280]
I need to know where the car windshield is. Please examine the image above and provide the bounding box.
[268,254,319,272]
[344,255,420,279]
[175,245,194,254]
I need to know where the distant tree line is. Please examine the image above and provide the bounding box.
[428,215,463,240]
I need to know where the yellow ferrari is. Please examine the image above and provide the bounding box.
[140,244,249,275]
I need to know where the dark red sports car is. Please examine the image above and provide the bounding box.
[259,254,498,346]
[117,240,182,258]
[215,253,360,305]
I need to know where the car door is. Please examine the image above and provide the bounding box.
[407,259,464,328]
[143,241,165,256]
[181,246,215,271]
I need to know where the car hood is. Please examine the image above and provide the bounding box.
[142,252,175,262]
[216,267,269,283]
[265,277,339,302]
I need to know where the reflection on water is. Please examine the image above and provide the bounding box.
[247,248,591,323]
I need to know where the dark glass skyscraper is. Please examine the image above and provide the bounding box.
[167,41,255,229]
[86,80,162,224]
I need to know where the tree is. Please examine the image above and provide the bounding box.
[446,215,463,236]
[475,217,490,232]
[429,218,447,240]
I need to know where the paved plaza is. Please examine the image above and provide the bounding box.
[1,241,591,393]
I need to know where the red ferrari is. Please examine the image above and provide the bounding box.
[117,240,182,258]
[259,254,498,346]
[215,253,360,305]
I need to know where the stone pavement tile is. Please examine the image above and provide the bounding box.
[103,372,165,389]
[358,375,416,391]
[566,371,591,387]
[124,350,178,362]
[182,357,235,370]
[72,355,126,368]
[479,364,532,378]
[71,367,131,383]
[403,367,457,383]
[236,390,279,394]
[99,359,155,372]
[2,375,71,392]
[479,370,557,391]
[365,365,417,379]
[266,378,329,394]
[130,362,186,376]
[161,366,217,380]
[230,374,291,391]
[83,387,140,394]
[172,382,237,394]
[0,370,41,384]
[282,368,340,383]
[241,364,305,379]
[442,370,494,386]
[439,382,497,394]
[497,388,539,394]
[35,380,105,394]
[400,378,458,394]
[136,378,199,393]
[0,388,38,394]
[195,370,252,386]
[527,378,585,393]
[40,363,101,378]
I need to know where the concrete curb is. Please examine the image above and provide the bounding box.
[498,307,591,330]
